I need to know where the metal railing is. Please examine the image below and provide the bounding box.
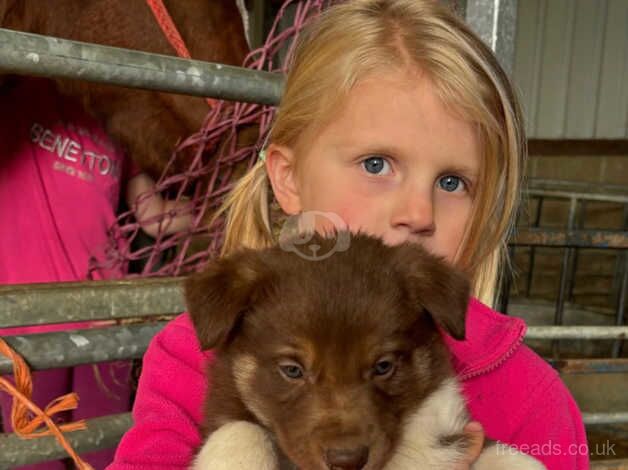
[0,28,283,105]
[501,179,628,358]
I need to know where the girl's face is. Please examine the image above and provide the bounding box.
[267,68,481,265]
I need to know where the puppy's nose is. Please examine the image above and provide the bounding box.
[325,446,369,469]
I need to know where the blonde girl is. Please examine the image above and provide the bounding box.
[109,1,587,469]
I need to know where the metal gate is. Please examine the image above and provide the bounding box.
[0,2,627,467]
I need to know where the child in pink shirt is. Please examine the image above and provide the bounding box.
[110,1,588,468]
[0,76,191,469]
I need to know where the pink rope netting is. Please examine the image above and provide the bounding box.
[90,0,336,279]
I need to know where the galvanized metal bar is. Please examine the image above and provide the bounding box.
[0,28,284,105]
[0,412,132,467]
[553,198,578,358]
[567,200,587,302]
[527,190,628,204]
[583,412,628,426]
[554,198,578,325]
[2,277,628,333]
[512,228,628,249]
[0,323,167,374]
[0,277,185,328]
[526,178,628,202]
[612,207,628,358]
[526,197,545,297]
[1,323,626,375]
[526,326,628,340]
[465,0,518,76]
[548,358,628,374]
[612,255,628,358]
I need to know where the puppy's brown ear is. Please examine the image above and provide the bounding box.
[184,248,272,350]
[391,243,471,340]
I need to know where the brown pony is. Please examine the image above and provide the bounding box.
[0,0,250,178]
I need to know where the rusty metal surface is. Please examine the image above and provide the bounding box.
[0,323,167,374]
[513,228,628,248]
[0,412,132,467]
[0,28,283,105]
[0,277,185,327]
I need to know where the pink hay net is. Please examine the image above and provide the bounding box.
[90,0,335,279]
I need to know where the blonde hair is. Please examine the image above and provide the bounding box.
[210,0,526,307]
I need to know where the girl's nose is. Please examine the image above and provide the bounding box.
[390,186,435,236]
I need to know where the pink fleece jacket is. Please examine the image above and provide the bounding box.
[108,298,589,470]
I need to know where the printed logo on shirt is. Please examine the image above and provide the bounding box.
[66,121,117,154]
[30,122,122,180]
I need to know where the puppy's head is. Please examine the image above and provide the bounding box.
[185,231,470,470]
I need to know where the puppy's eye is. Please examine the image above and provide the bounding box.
[373,357,396,378]
[279,361,304,380]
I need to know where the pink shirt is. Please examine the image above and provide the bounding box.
[108,298,589,470]
[0,77,135,335]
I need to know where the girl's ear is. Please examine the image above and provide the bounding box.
[391,242,471,340]
[265,143,302,215]
[184,249,273,350]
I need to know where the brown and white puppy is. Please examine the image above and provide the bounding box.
[185,231,545,470]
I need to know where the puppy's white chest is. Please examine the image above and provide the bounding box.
[383,378,471,469]
[385,377,546,470]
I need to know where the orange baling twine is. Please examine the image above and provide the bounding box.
[145,0,217,108]
[0,337,94,470]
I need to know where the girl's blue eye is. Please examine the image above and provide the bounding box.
[438,175,465,192]
[362,156,391,175]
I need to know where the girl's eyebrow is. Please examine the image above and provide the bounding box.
[333,140,406,157]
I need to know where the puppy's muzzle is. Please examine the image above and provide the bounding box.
[325,446,369,469]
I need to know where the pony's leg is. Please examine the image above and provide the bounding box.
[192,421,280,470]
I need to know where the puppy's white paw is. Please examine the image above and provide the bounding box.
[472,443,547,470]
[192,421,280,470]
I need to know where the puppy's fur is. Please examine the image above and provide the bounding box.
[186,231,545,469]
